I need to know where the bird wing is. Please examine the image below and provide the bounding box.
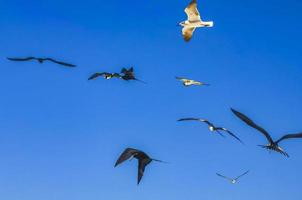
[178,118,213,126]
[46,58,76,67]
[216,173,233,181]
[175,77,189,82]
[112,73,122,78]
[235,170,249,180]
[121,68,128,74]
[114,148,140,167]
[216,127,244,144]
[275,133,302,144]
[191,81,202,85]
[137,160,148,185]
[185,0,201,22]
[231,108,274,143]
[182,27,196,42]
[88,73,105,80]
[7,57,35,61]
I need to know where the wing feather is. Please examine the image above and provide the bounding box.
[46,58,76,67]
[231,108,274,143]
[235,170,249,180]
[216,173,233,181]
[137,160,147,185]
[185,0,201,22]
[114,148,140,167]
[275,133,302,144]
[88,73,105,80]
[178,118,212,126]
[217,128,244,144]
[7,57,36,61]
[182,27,195,42]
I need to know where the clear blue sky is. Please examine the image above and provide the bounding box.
[0,0,302,199]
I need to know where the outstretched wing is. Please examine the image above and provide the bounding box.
[121,68,128,74]
[112,73,122,78]
[114,148,140,167]
[88,73,105,80]
[121,67,134,74]
[137,159,148,185]
[275,133,302,144]
[216,127,244,144]
[175,77,189,82]
[46,58,76,67]
[185,0,201,22]
[216,173,233,181]
[235,170,249,180]
[182,27,196,42]
[178,118,213,126]
[7,57,36,62]
[231,108,274,144]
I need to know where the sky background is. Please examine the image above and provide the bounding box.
[0,0,302,199]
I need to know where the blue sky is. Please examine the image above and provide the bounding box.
[0,0,302,199]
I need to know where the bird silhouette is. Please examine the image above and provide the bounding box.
[7,57,76,67]
[88,72,121,80]
[176,77,210,87]
[231,108,302,157]
[216,170,249,184]
[114,148,165,185]
[179,0,214,42]
[120,67,146,83]
[178,118,243,143]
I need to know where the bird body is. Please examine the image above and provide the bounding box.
[120,67,146,83]
[179,0,213,41]
[209,125,215,132]
[231,108,302,157]
[115,148,164,185]
[177,118,243,143]
[7,57,76,67]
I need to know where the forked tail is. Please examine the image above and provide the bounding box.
[152,158,170,164]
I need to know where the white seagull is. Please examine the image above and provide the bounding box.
[216,170,250,184]
[176,77,210,87]
[179,0,213,42]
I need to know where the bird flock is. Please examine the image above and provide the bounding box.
[6,0,302,187]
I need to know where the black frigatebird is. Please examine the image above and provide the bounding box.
[7,57,76,67]
[231,108,302,157]
[115,148,166,185]
[120,67,146,83]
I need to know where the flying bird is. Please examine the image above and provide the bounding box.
[179,0,214,42]
[88,72,121,80]
[231,108,302,157]
[178,118,243,143]
[114,148,165,185]
[176,77,210,87]
[7,57,76,67]
[216,170,249,184]
[120,67,146,83]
